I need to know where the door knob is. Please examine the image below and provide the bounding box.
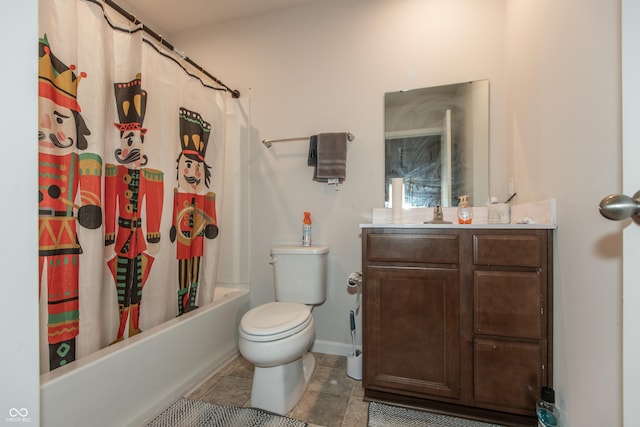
[599,191,640,224]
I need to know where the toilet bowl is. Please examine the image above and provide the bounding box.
[238,245,329,415]
[239,302,316,414]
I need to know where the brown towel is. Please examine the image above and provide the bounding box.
[312,132,348,183]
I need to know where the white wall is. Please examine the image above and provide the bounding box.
[168,0,624,425]
[0,1,40,425]
[171,0,508,355]
[505,1,622,425]
[2,0,623,426]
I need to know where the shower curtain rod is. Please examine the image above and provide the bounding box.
[103,0,240,98]
[262,132,355,148]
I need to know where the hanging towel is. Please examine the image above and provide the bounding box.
[312,132,348,183]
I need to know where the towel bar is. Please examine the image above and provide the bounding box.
[262,132,354,148]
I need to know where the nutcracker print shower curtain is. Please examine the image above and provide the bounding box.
[38,0,227,373]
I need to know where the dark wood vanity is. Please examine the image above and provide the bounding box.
[361,225,553,426]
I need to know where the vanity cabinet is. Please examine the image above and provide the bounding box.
[361,227,553,426]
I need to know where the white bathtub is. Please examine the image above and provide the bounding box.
[40,286,250,427]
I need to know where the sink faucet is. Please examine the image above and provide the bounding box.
[424,204,452,224]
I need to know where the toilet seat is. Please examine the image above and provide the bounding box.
[240,302,312,342]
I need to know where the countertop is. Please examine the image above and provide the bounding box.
[367,199,558,230]
[360,223,557,230]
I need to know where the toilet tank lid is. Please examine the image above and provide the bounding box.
[271,245,329,255]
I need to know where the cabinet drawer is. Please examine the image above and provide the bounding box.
[367,233,459,264]
[474,271,542,339]
[473,234,543,267]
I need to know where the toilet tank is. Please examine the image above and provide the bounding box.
[270,245,329,304]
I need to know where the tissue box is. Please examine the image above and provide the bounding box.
[488,203,510,224]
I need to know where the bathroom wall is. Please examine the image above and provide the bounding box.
[1,0,40,424]
[170,0,623,425]
[0,0,624,426]
[505,1,622,426]
[171,0,508,355]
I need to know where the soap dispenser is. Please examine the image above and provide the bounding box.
[457,195,473,224]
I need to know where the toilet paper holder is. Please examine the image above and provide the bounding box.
[347,271,362,288]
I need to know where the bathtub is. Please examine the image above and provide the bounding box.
[40,286,250,427]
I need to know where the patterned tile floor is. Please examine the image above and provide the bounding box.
[186,352,369,427]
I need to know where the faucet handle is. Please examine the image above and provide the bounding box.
[434,204,443,220]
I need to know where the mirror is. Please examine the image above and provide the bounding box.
[385,80,489,208]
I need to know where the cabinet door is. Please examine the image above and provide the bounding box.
[364,266,460,399]
[472,260,547,416]
[474,338,542,414]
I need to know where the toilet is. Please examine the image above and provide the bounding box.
[239,245,329,415]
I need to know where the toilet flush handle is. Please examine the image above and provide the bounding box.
[269,256,278,265]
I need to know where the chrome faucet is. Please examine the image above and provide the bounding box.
[424,204,452,224]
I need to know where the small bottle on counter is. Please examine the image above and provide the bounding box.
[536,386,559,427]
[457,195,473,224]
[302,211,312,246]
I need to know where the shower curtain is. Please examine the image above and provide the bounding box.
[38,0,227,373]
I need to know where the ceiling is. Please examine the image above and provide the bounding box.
[115,0,317,35]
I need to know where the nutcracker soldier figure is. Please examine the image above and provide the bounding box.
[170,108,218,316]
[38,34,102,370]
[104,74,164,342]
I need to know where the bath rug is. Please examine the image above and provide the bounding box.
[367,402,506,427]
[145,397,307,427]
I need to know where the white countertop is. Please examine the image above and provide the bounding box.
[360,223,557,229]
[366,199,558,230]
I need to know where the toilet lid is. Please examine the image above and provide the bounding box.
[240,302,312,342]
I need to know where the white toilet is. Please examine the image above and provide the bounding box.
[239,245,329,415]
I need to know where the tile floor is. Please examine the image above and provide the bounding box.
[186,352,369,427]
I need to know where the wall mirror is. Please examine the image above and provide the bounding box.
[384,80,489,208]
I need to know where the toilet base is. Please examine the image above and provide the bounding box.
[250,352,316,415]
